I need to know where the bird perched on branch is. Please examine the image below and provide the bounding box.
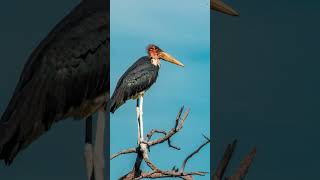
[110,44,184,144]
[0,0,108,179]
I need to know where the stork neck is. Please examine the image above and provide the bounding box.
[150,58,160,67]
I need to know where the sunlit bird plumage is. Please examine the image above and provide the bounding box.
[110,44,184,143]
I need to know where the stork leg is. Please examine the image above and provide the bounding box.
[84,116,94,180]
[94,108,106,180]
[136,98,141,144]
[139,95,144,143]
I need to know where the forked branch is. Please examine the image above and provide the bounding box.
[111,106,210,179]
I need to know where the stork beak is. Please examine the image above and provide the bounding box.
[211,0,239,16]
[159,52,184,67]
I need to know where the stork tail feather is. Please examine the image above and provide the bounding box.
[109,89,126,113]
[0,80,53,165]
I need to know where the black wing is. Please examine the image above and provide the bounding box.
[110,56,159,113]
[0,1,109,164]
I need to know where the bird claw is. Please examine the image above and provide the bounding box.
[139,140,150,152]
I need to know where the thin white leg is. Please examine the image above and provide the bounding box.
[94,109,105,180]
[139,95,144,142]
[136,98,141,144]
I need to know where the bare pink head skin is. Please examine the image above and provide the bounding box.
[146,44,184,67]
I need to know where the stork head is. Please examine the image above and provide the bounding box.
[147,44,184,67]
[211,0,239,16]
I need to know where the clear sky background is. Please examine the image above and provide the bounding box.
[110,0,210,179]
[213,0,320,179]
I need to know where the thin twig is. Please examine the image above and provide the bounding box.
[147,108,190,147]
[146,129,167,141]
[146,129,181,150]
[181,137,210,172]
[213,141,257,180]
[110,148,137,160]
[167,138,181,150]
[175,106,184,129]
[226,147,257,180]
[213,140,237,179]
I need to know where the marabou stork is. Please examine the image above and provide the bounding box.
[211,0,239,16]
[0,0,109,179]
[110,44,184,144]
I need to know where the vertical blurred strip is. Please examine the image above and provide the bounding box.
[105,0,110,179]
[210,0,238,177]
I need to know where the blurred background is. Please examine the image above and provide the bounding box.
[0,0,95,179]
[213,0,320,179]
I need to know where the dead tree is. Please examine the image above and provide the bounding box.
[111,106,210,180]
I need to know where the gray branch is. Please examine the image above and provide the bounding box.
[181,138,210,172]
[110,148,137,160]
[111,106,210,180]
[226,147,257,180]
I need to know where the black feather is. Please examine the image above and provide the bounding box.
[0,0,109,164]
[110,56,159,113]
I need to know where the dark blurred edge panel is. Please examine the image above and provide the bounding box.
[0,0,110,179]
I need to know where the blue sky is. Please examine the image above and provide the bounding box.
[110,0,210,179]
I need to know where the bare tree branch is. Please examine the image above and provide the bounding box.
[111,107,189,160]
[146,129,181,150]
[147,108,190,147]
[111,106,209,179]
[226,147,257,180]
[146,129,166,141]
[213,140,257,180]
[133,170,207,180]
[213,140,237,179]
[181,138,210,172]
[119,152,143,180]
[110,148,137,160]
[175,106,184,128]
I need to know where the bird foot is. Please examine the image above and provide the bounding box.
[137,139,147,145]
[140,140,148,145]
[138,140,150,152]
